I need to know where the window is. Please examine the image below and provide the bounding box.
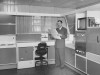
[32,16,41,32]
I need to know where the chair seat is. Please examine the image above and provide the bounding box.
[35,49,47,56]
[35,57,45,60]
[35,60,48,66]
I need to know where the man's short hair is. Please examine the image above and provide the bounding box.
[57,20,63,23]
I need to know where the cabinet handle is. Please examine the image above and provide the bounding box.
[97,36,99,43]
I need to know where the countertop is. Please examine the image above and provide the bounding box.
[17,40,75,49]
[65,42,75,49]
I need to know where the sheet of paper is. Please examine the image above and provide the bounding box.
[41,33,48,41]
[49,29,61,39]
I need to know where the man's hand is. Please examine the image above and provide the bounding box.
[57,34,62,37]
[58,33,66,39]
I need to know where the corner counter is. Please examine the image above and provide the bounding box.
[65,41,75,49]
[65,40,75,67]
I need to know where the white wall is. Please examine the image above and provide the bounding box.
[87,11,100,18]
[62,3,100,16]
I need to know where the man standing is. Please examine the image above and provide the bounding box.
[55,20,67,69]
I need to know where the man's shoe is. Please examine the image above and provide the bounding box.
[55,64,60,67]
[60,65,65,69]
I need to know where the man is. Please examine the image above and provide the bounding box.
[55,20,67,69]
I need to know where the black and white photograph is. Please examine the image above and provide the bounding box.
[0,0,100,75]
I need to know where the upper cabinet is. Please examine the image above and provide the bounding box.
[32,16,42,33]
[16,16,59,34]
[0,15,15,24]
[0,15,16,35]
[17,16,33,34]
[75,11,100,29]
[44,16,52,32]
[17,16,44,34]
[86,11,100,28]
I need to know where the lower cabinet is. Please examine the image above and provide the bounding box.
[65,47,75,67]
[65,48,87,74]
[75,54,86,73]
[0,48,16,64]
[0,47,16,70]
[17,46,34,69]
[19,47,34,61]
[48,46,55,59]
[87,59,100,75]
[48,46,55,64]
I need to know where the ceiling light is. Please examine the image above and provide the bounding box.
[36,0,51,2]
[42,0,51,2]
[4,1,14,4]
[80,0,84,1]
[36,0,41,1]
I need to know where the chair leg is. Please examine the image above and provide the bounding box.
[35,61,37,67]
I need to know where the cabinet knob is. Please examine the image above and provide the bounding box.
[97,35,99,43]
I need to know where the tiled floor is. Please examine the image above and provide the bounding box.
[0,65,85,75]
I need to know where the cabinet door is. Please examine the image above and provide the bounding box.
[0,25,15,35]
[48,46,55,60]
[18,46,34,61]
[65,47,75,67]
[87,60,100,75]
[23,16,32,33]
[17,16,32,34]
[76,54,86,73]
[87,28,100,55]
[0,48,16,64]
[17,16,24,33]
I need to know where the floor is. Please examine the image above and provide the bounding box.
[0,65,85,75]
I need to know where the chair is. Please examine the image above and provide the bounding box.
[35,42,48,67]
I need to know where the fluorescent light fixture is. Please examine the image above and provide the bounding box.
[16,12,61,16]
[0,12,61,16]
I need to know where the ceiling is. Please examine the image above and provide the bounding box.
[0,0,100,9]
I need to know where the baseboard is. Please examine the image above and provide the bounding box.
[17,60,35,69]
[48,59,55,64]
[65,62,87,75]
[0,63,17,70]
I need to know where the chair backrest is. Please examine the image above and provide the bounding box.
[37,42,47,50]
[36,42,48,56]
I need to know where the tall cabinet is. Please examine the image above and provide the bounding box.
[75,11,100,75]
[0,15,16,69]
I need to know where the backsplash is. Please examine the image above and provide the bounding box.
[16,34,41,42]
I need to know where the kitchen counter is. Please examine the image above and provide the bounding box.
[17,40,75,49]
[65,41,75,49]
[16,40,55,47]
